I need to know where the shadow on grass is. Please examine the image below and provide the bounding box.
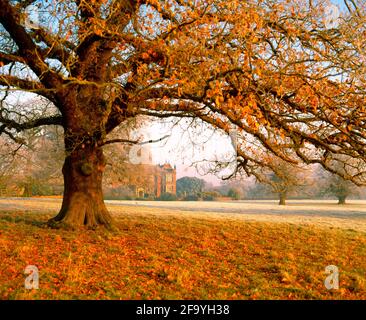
[0,211,128,235]
[0,212,49,229]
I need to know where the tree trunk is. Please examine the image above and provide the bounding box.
[338,196,346,205]
[48,143,114,229]
[279,192,286,205]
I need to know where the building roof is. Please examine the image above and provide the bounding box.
[160,163,174,170]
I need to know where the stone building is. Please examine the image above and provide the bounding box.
[104,145,177,199]
[130,163,177,198]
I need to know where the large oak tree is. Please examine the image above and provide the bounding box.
[1,0,366,229]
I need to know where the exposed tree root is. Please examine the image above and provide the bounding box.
[48,193,115,230]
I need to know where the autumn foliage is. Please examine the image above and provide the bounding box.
[2,1,366,227]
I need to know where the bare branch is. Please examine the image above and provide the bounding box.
[101,134,170,146]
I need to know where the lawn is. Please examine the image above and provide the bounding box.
[0,199,365,299]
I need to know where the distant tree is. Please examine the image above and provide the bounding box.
[0,159,17,196]
[0,136,18,194]
[176,177,205,198]
[201,191,221,201]
[157,193,177,201]
[254,159,311,205]
[246,183,271,200]
[318,170,357,204]
[215,179,246,199]
[0,126,64,196]
[327,176,354,204]
[182,194,200,201]
[228,188,240,200]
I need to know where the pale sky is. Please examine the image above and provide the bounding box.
[133,118,237,186]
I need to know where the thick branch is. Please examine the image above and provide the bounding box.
[0,75,55,101]
[0,0,62,88]
[32,29,74,62]
[0,115,63,132]
[0,52,25,65]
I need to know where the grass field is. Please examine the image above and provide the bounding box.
[0,198,365,300]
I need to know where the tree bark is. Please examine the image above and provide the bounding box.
[279,192,286,205]
[48,143,114,229]
[338,196,346,205]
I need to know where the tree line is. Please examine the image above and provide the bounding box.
[0,122,361,206]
